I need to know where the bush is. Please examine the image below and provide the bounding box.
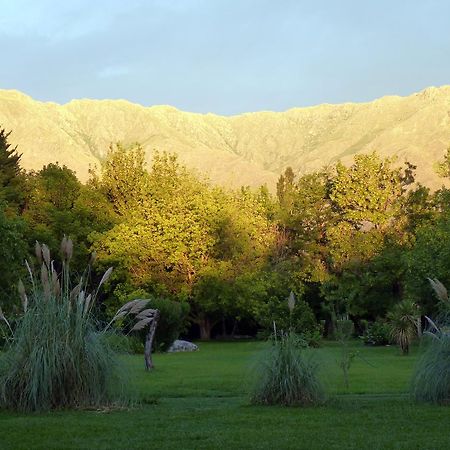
[361,319,392,346]
[412,318,450,404]
[250,331,325,406]
[102,332,144,354]
[255,292,322,346]
[0,240,127,412]
[117,291,190,352]
[148,297,189,351]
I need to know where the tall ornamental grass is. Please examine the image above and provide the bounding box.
[0,239,128,412]
[412,279,450,404]
[411,316,450,404]
[250,331,324,406]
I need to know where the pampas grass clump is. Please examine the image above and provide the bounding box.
[250,331,324,406]
[412,278,450,404]
[0,239,125,412]
[411,317,450,404]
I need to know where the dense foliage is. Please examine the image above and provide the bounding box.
[1,126,450,343]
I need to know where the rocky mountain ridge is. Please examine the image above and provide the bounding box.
[1,86,450,189]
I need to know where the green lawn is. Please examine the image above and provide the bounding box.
[1,341,450,449]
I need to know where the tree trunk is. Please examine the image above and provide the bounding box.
[221,317,227,338]
[199,317,213,340]
[144,310,160,370]
[230,319,238,338]
[402,342,409,356]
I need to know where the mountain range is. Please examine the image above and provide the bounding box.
[1,86,450,190]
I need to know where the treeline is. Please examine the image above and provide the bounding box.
[1,127,450,340]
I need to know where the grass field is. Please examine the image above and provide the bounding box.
[1,341,450,449]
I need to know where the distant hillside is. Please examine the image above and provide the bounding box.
[1,86,450,189]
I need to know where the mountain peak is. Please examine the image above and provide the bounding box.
[0,86,450,190]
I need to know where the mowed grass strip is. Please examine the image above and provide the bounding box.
[131,341,416,398]
[1,341,449,450]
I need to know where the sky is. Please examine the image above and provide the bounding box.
[1,0,450,115]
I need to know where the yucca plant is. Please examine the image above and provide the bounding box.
[387,299,420,355]
[0,238,157,412]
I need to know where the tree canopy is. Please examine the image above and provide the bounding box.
[2,128,450,341]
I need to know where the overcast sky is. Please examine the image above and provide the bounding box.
[1,0,449,115]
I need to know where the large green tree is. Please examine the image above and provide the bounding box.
[0,204,26,313]
[0,129,27,314]
[91,148,276,338]
[329,153,414,230]
[95,143,149,217]
[273,152,419,329]
[23,163,115,269]
[0,128,25,212]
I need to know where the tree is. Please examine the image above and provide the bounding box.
[329,152,414,230]
[91,150,276,339]
[276,166,296,211]
[96,142,149,217]
[0,204,27,313]
[23,163,115,270]
[318,154,416,324]
[91,151,219,329]
[192,189,275,338]
[436,146,450,178]
[251,269,320,341]
[0,129,27,313]
[403,212,450,314]
[0,128,25,212]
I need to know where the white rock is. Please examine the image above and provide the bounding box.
[167,340,199,353]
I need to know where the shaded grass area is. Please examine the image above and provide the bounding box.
[131,341,416,397]
[1,341,450,449]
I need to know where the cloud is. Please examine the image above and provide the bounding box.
[0,0,135,41]
[1,0,450,114]
[97,66,131,79]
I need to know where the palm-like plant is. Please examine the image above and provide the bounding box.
[387,299,420,355]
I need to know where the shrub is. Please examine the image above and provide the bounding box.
[0,239,144,412]
[361,319,392,346]
[102,332,144,354]
[148,297,189,351]
[256,291,322,346]
[116,291,189,352]
[250,331,325,406]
